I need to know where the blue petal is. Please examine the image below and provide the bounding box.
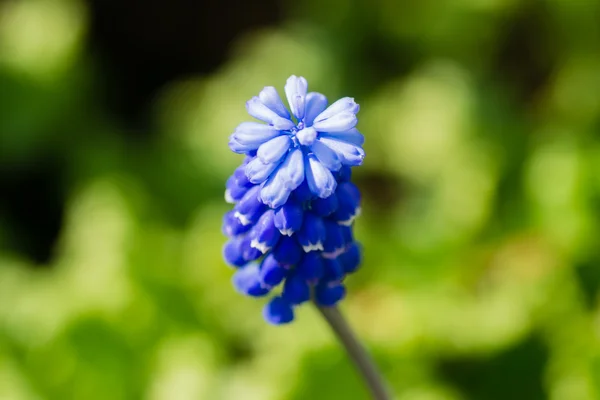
[263,296,294,325]
[225,174,237,189]
[249,209,281,253]
[340,225,354,246]
[323,258,345,282]
[246,97,295,130]
[231,122,281,150]
[320,128,364,146]
[312,111,357,132]
[284,75,308,120]
[278,148,305,191]
[305,154,337,199]
[272,236,302,266]
[222,211,252,237]
[334,166,352,182]
[282,273,310,305]
[223,239,246,268]
[291,180,313,203]
[241,237,263,263]
[225,175,250,204]
[332,182,362,226]
[259,254,288,286]
[228,137,254,154]
[322,220,346,255]
[339,242,362,274]
[318,137,365,166]
[311,139,342,171]
[296,127,317,146]
[297,251,324,282]
[234,185,266,225]
[304,92,328,126]
[311,192,339,217]
[258,86,290,119]
[232,263,270,297]
[314,283,346,306]
[260,171,292,209]
[257,135,292,164]
[233,164,253,187]
[259,149,305,208]
[296,212,326,252]
[274,202,304,236]
[245,157,281,184]
[313,97,359,123]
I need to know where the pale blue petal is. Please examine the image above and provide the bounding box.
[279,148,305,191]
[320,128,364,146]
[313,97,359,123]
[312,112,357,132]
[260,171,292,208]
[246,97,295,130]
[232,263,270,297]
[304,92,328,126]
[246,97,279,123]
[228,136,252,153]
[245,157,281,184]
[259,86,290,119]
[232,122,281,149]
[305,154,337,198]
[319,137,365,166]
[257,135,292,164]
[296,127,317,146]
[284,75,308,120]
[311,139,341,171]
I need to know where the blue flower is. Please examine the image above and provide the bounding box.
[223,76,365,325]
[229,75,365,208]
[222,177,365,325]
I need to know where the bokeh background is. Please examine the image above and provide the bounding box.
[1,0,600,399]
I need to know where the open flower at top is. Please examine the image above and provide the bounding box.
[229,75,365,208]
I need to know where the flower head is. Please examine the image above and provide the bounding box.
[223,75,364,325]
[229,75,365,209]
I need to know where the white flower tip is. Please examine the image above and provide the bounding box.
[250,239,271,254]
[302,242,324,252]
[338,207,361,226]
[279,228,294,236]
[234,211,252,226]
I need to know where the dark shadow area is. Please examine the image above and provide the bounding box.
[0,157,65,264]
[574,256,600,309]
[86,0,283,127]
[493,3,556,105]
[437,334,549,400]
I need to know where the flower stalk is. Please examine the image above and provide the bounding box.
[316,304,391,400]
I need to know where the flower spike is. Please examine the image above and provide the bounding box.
[223,75,365,324]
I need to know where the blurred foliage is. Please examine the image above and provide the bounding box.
[1,0,600,399]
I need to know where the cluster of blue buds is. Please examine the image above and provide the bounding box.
[222,75,364,324]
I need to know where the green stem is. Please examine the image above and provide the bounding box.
[316,304,392,400]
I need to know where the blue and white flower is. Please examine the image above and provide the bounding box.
[223,75,366,325]
[229,75,365,208]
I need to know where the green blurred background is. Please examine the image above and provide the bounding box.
[1,0,600,398]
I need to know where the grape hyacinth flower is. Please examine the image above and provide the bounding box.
[223,76,390,399]
[224,75,364,323]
